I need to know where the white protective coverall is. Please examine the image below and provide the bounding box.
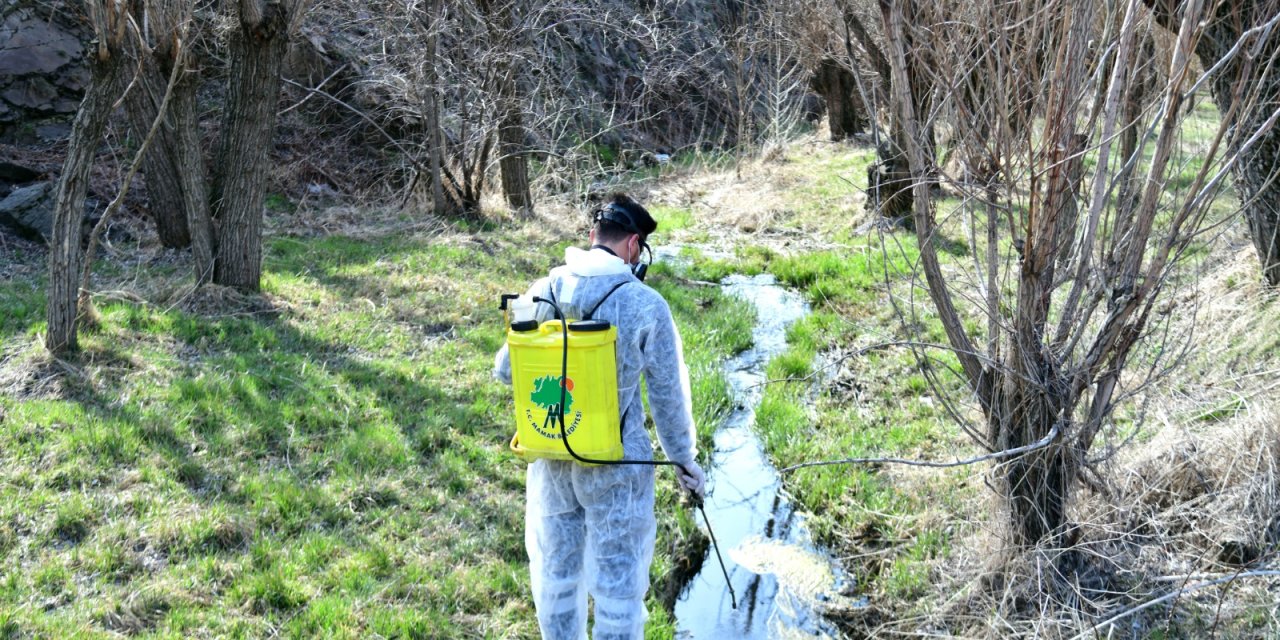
[494,246,699,639]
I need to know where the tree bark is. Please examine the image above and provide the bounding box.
[869,0,928,230]
[483,0,533,216]
[867,137,914,227]
[498,106,532,215]
[426,0,449,215]
[174,73,215,284]
[1052,133,1088,275]
[211,2,291,291]
[47,53,126,354]
[123,47,192,248]
[811,56,864,141]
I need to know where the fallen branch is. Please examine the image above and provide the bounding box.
[1069,570,1280,640]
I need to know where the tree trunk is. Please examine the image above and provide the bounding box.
[999,0,1094,546]
[811,57,864,141]
[211,4,290,291]
[868,0,926,230]
[1116,28,1156,221]
[1203,4,1280,287]
[174,73,215,284]
[123,50,192,248]
[1145,0,1280,286]
[1238,127,1280,286]
[867,136,914,228]
[483,0,533,217]
[1053,133,1088,275]
[498,106,532,216]
[426,0,449,216]
[992,384,1073,545]
[47,54,126,354]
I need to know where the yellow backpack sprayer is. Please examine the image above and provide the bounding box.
[499,277,737,610]
[505,311,623,463]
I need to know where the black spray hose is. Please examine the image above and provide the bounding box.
[532,295,737,611]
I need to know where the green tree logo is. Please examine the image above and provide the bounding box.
[530,375,574,416]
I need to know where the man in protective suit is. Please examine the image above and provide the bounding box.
[494,193,706,639]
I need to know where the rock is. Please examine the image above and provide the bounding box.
[35,121,71,141]
[53,66,90,93]
[0,180,108,244]
[0,161,40,185]
[3,76,59,110]
[0,11,83,77]
[0,6,89,131]
[0,181,55,241]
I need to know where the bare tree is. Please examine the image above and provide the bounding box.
[791,0,880,143]
[1145,0,1280,286]
[46,1,131,355]
[211,0,310,291]
[477,0,534,216]
[120,1,214,281]
[834,0,928,227]
[810,56,865,140]
[711,0,812,174]
[876,0,1271,546]
[122,41,191,249]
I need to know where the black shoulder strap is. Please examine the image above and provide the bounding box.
[584,281,632,320]
[547,283,562,320]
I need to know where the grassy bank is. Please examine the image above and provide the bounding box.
[645,129,1279,637]
[644,141,987,619]
[0,211,751,638]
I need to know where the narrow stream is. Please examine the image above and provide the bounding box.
[672,271,861,638]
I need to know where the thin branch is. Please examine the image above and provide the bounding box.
[277,63,349,116]
[280,76,431,175]
[780,420,1062,474]
[78,33,184,315]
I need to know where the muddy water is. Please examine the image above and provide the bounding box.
[673,273,863,639]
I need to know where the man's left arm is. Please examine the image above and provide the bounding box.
[641,299,697,468]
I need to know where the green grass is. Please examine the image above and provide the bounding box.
[782,145,876,231]
[6,109,1263,636]
[648,204,695,238]
[0,221,751,638]
[770,237,918,310]
[713,164,980,614]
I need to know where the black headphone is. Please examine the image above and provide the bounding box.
[593,203,652,281]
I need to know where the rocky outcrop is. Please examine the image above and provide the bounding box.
[0,1,90,139]
[0,180,55,240]
[0,159,102,243]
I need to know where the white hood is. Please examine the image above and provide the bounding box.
[549,247,633,307]
[559,246,632,277]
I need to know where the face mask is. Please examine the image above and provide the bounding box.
[631,240,651,281]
